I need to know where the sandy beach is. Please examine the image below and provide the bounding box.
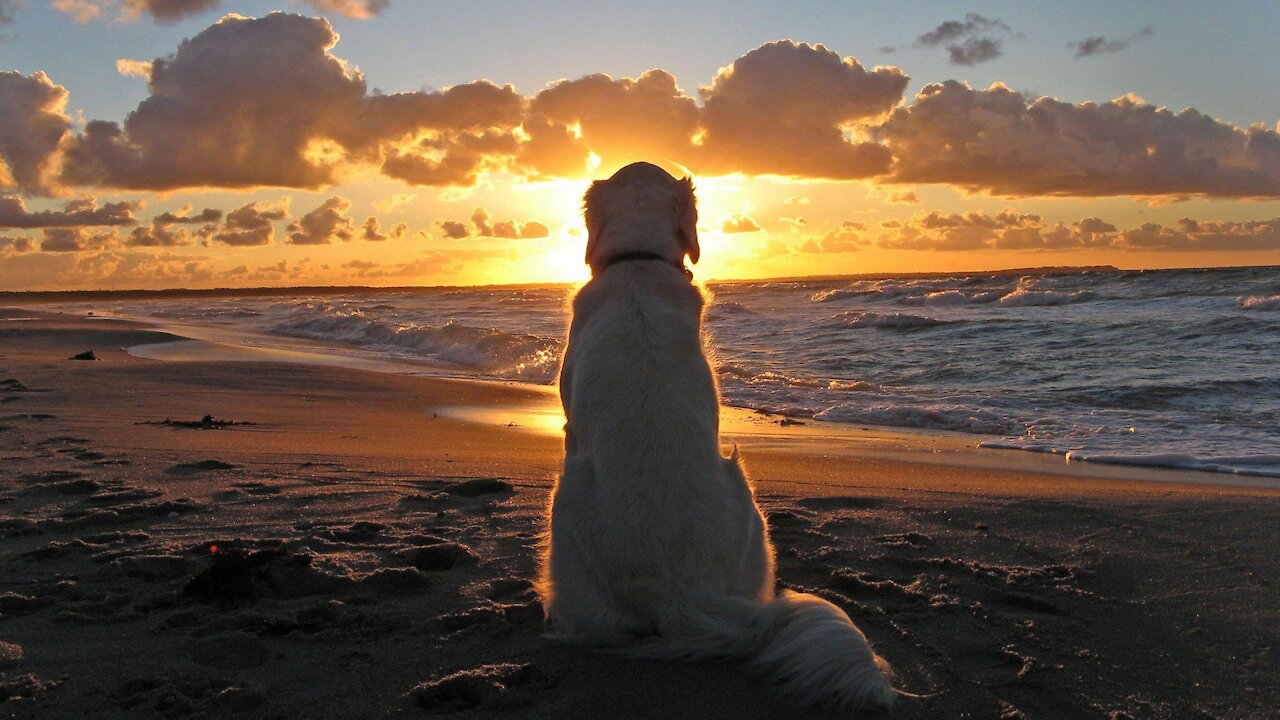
[1,310,1277,719]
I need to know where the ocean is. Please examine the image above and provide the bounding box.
[36,265,1280,478]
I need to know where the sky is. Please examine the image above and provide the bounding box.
[1,0,1279,291]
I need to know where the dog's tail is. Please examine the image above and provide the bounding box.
[624,590,896,711]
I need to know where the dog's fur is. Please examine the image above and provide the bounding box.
[539,162,896,711]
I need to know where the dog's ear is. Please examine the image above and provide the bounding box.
[678,176,699,264]
[582,179,607,266]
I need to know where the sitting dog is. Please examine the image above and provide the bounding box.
[539,162,896,711]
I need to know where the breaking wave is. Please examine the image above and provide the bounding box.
[826,311,954,330]
[272,305,561,382]
[1237,294,1280,311]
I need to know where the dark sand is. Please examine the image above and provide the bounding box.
[1,312,1276,719]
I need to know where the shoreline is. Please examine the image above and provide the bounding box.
[88,307,1280,491]
[0,313,1276,718]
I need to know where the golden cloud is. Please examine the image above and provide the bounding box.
[9,17,1278,202]
[877,81,1280,198]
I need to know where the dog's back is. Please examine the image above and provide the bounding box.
[549,261,772,637]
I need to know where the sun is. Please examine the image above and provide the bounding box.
[533,230,592,285]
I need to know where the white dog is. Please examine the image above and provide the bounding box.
[539,162,896,711]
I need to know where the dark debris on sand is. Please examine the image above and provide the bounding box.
[68,350,98,361]
[183,546,334,603]
[164,460,238,475]
[139,415,256,430]
[442,478,513,497]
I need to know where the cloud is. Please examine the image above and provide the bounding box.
[1115,218,1280,252]
[1069,27,1154,58]
[870,210,1280,253]
[19,25,1280,202]
[877,81,1280,198]
[464,207,549,238]
[0,0,19,26]
[0,248,221,290]
[696,40,907,178]
[360,216,406,241]
[437,208,548,239]
[152,205,221,224]
[879,210,1045,251]
[40,227,118,252]
[60,13,525,192]
[528,69,699,176]
[50,0,101,22]
[505,220,549,238]
[0,195,139,228]
[0,71,72,194]
[287,195,354,245]
[800,220,866,253]
[211,199,287,246]
[61,14,367,190]
[887,190,920,204]
[0,235,36,254]
[128,0,219,23]
[53,0,220,24]
[52,0,388,25]
[115,58,153,78]
[437,220,469,239]
[125,220,206,247]
[915,14,1013,66]
[379,128,520,186]
[302,0,388,18]
[373,193,416,212]
[721,215,761,233]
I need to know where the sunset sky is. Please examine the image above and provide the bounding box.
[1,0,1279,290]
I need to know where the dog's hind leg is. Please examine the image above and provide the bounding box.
[721,454,776,603]
[542,457,647,643]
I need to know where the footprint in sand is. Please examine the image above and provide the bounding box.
[188,632,270,670]
[436,600,542,634]
[409,663,552,712]
[319,521,387,543]
[794,495,887,511]
[164,460,238,475]
[111,674,266,715]
[230,481,281,496]
[22,469,83,484]
[953,644,1039,686]
[482,577,536,603]
[397,542,479,571]
[875,531,933,548]
[51,478,101,495]
[88,487,163,505]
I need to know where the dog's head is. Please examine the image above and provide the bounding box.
[582,162,698,275]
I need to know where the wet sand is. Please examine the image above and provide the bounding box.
[1,311,1276,718]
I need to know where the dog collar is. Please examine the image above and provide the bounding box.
[599,251,693,281]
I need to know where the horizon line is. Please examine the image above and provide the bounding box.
[3,262,1278,300]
